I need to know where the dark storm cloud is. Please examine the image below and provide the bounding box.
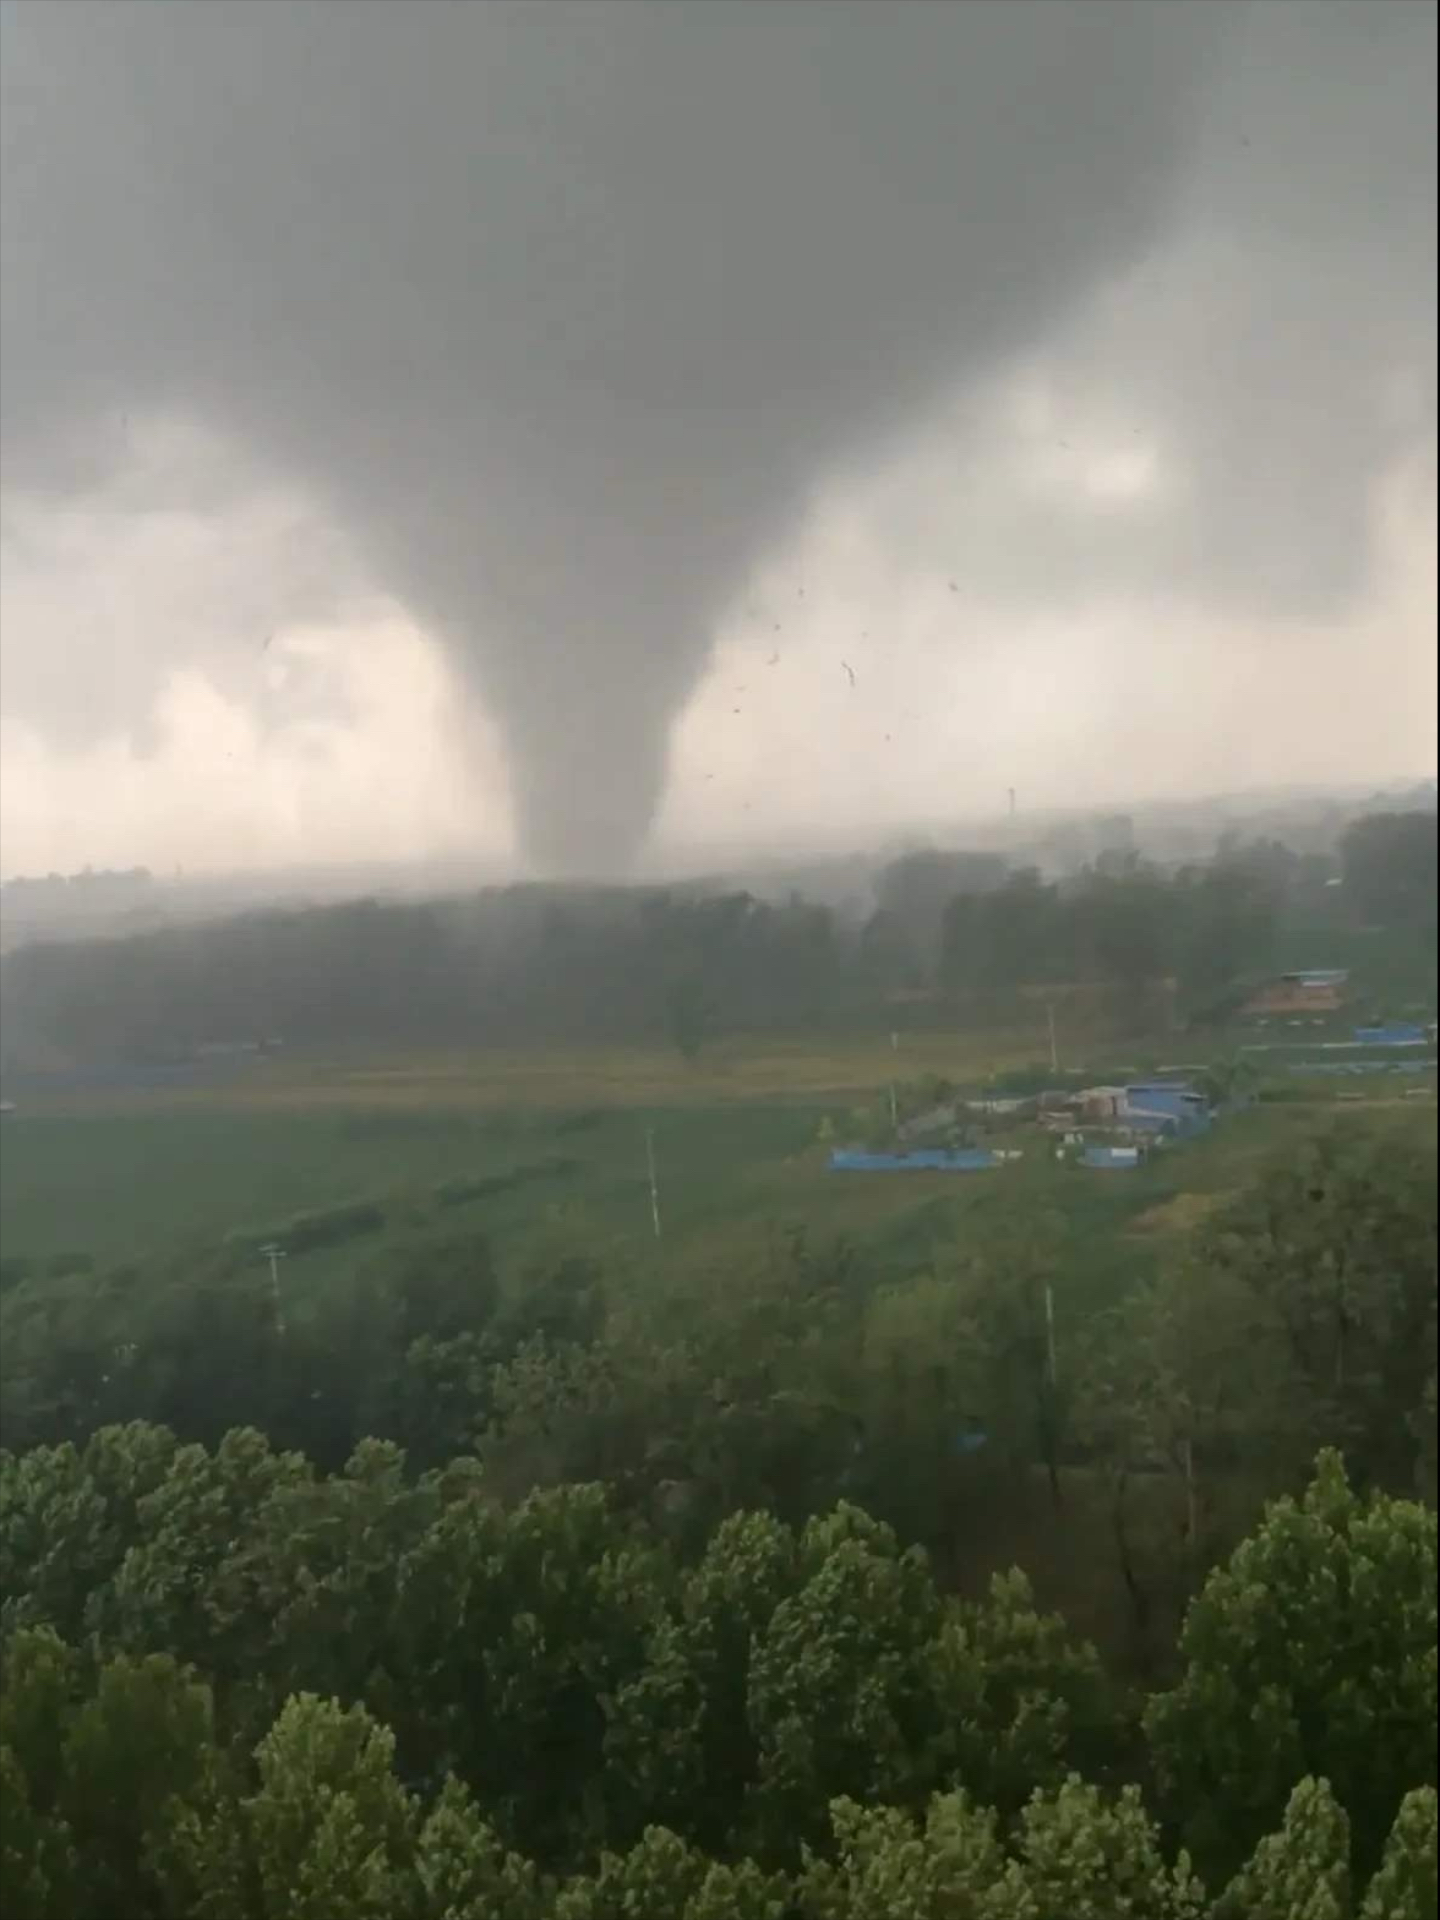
[1026,0,1437,619]
[0,2,1432,870]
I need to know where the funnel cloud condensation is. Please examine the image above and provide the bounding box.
[1,2,1434,872]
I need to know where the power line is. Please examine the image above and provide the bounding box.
[645,1128,662,1243]
[259,1242,287,1337]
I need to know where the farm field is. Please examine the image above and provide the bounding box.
[3,1033,1431,1325]
[0,1026,1057,1115]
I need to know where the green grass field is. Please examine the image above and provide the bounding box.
[5,1030,1430,1325]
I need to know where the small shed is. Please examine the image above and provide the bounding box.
[1353,1023,1428,1047]
[1122,1082,1211,1136]
[896,1102,958,1141]
[1079,1085,1128,1121]
[1244,970,1349,1017]
[1082,1144,1142,1170]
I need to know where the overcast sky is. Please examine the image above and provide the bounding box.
[1,0,1434,881]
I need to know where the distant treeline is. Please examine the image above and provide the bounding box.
[2,814,1432,1065]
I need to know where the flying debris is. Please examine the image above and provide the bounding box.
[842,662,857,688]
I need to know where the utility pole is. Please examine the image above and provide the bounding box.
[1044,1282,1057,1387]
[1008,787,1016,819]
[259,1242,287,1337]
[645,1128,662,1243]
[1046,1001,1060,1075]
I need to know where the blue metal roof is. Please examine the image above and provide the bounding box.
[1353,1024,1428,1047]
[1122,1083,1211,1133]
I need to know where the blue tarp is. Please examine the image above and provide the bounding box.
[1353,1024,1428,1047]
[830,1148,998,1173]
[1082,1146,1142,1170]
[1288,1058,1436,1076]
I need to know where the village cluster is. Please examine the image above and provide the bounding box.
[829,967,1436,1176]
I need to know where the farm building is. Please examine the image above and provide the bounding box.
[1077,1086,1129,1122]
[1070,1082,1210,1135]
[896,1101,959,1141]
[1353,1022,1429,1047]
[1244,969,1350,1017]
[1082,1144,1142,1170]
[1056,1079,1211,1143]
[1122,1081,1211,1137]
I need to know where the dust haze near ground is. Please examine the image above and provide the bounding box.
[1,1,1435,877]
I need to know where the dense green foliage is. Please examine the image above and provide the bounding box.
[1146,1459,1438,1881]
[1340,813,1439,933]
[0,1438,1433,1918]
[2,1122,1434,1710]
[1,1126,1437,1910]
